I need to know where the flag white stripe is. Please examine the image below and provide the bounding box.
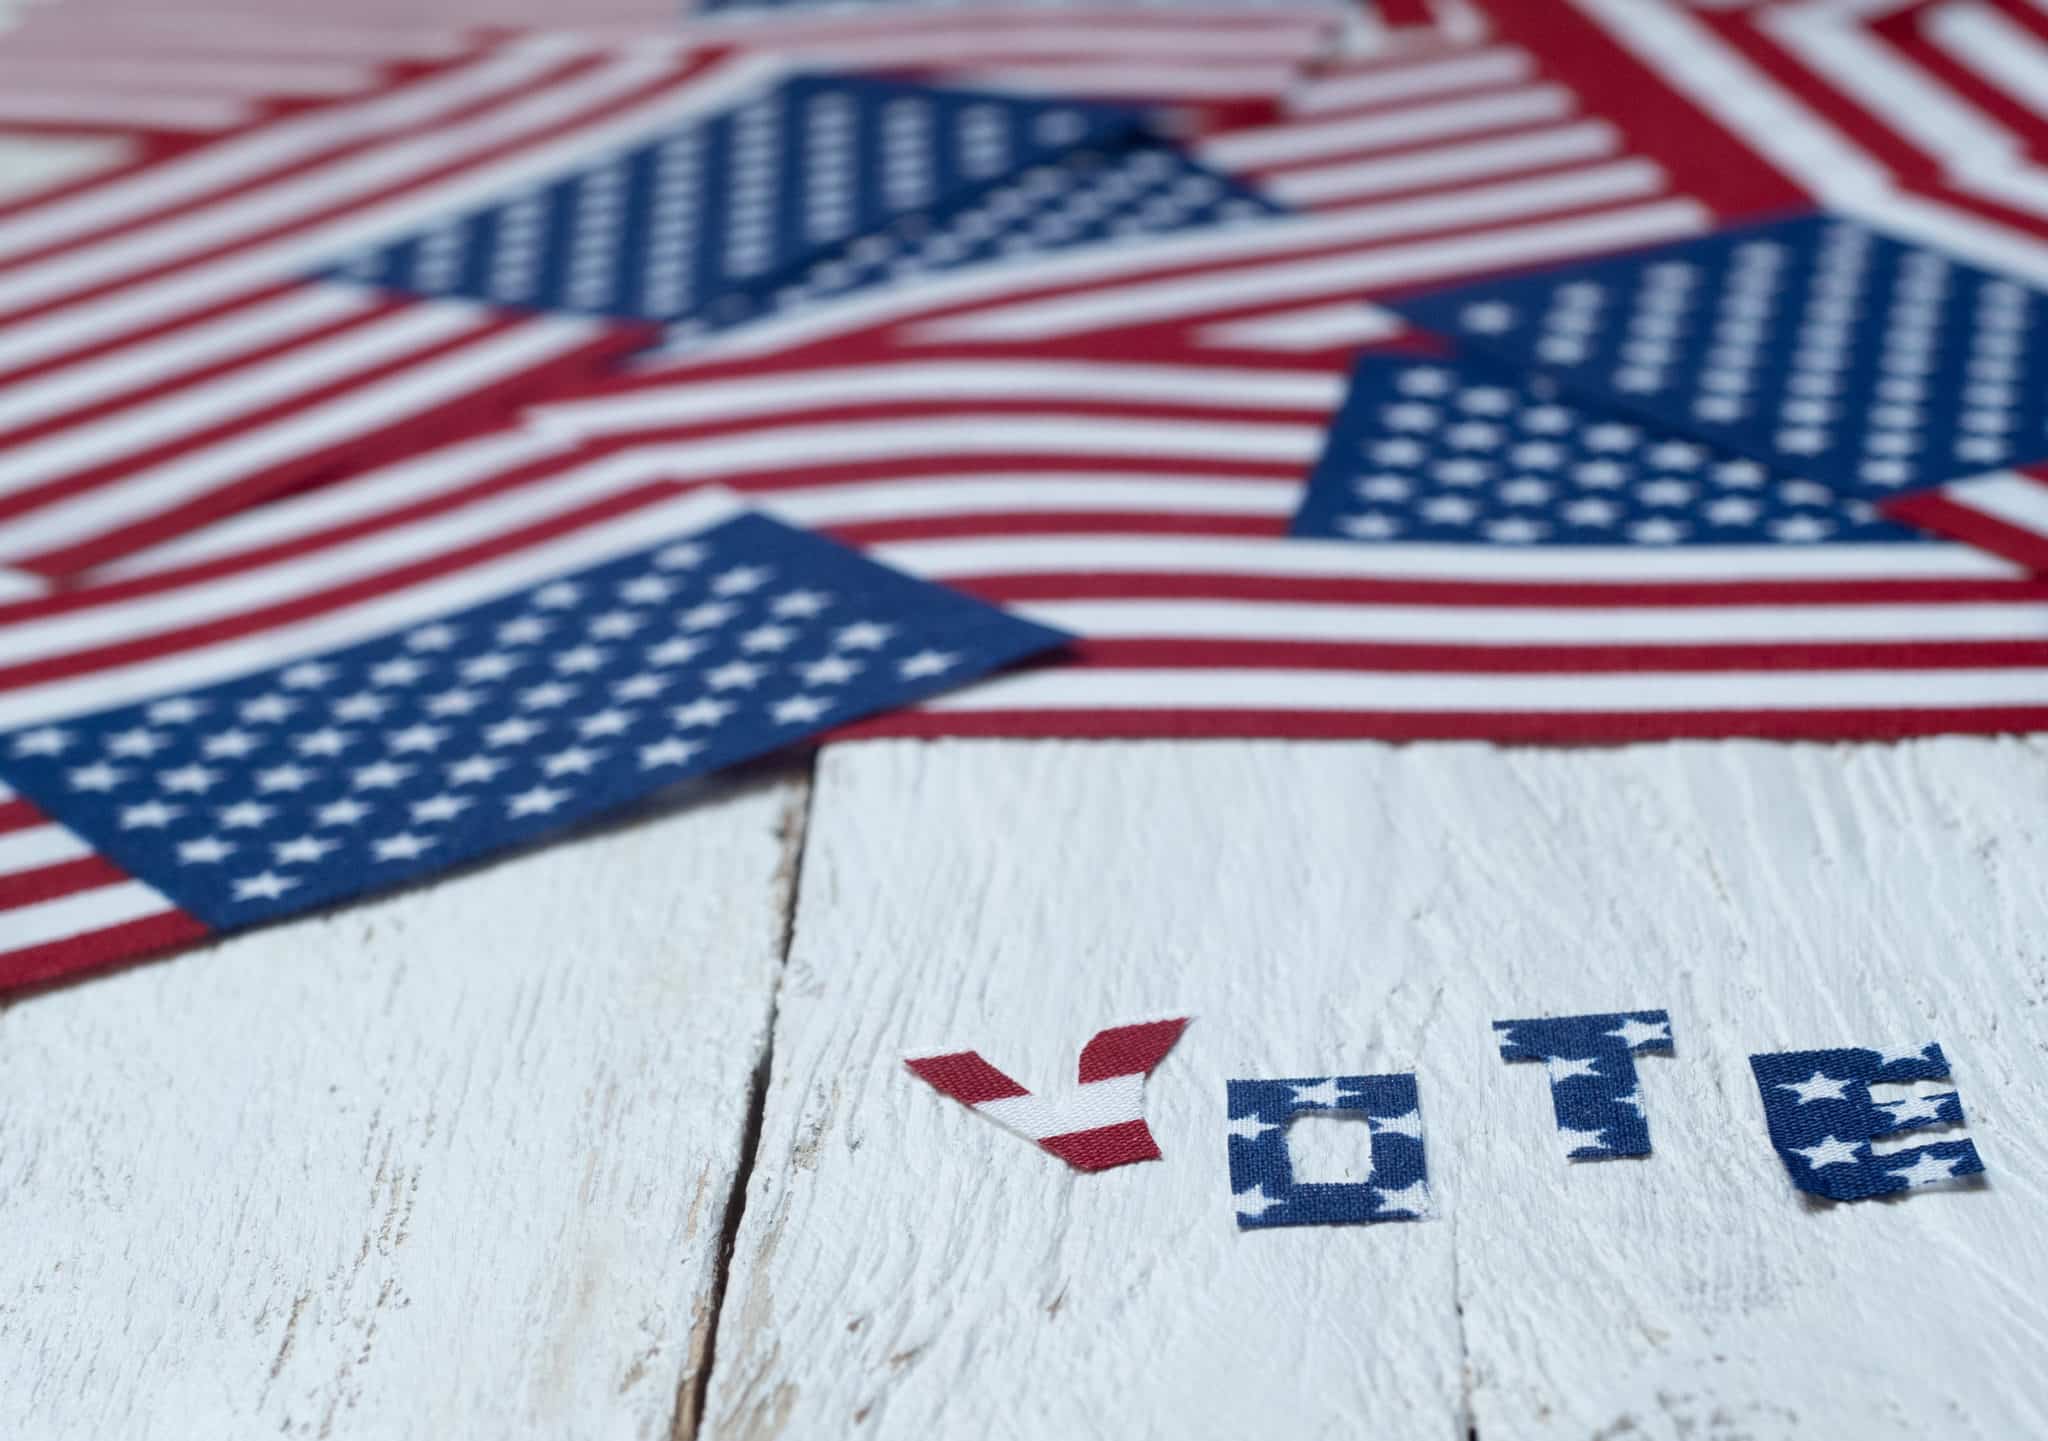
[0,824,93,879]
[975,1076,1143,1138]
[96,430,577,579]
[0,881,181,953]
[1015,596,2048,645]
[0,569,47,602]
[0,452,673,667]
[0,55,387,98]
[764,472,1301,525]
[948,61,1302,99]
[1199,84,1575,171]
[1936,472,2048,538]
[1196,302,1408,350]
[0,50,684,318]
[921,665,2048,714]
[0,490,746,731]
[0,35,595,264]
[0,92,255,132]
[0,298,486,503]
[1758,3,2020,169]
[711,18,1335,58]
[531,360,1347,436]
[637,415,1329,474]
[1288,47,1535,114]
[915,188,1702,342]
[1925,1,2048,126]
[1569,0,2048,289]
[1263,120,1621,205]
[0,52,777,388]
[0,284,380,436]
[655,166,1688,364]
[0,314,606,564]
[874,533,2018,581]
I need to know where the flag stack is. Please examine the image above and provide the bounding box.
[8,0,2048,988]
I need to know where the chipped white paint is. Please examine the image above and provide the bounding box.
[0,773,806,1441]
[709,739,2048,1441]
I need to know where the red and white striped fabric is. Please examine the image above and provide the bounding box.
[0,3,1344,136]
[1889,468,2048,572]
[0,468,748,987]
[1580,0,2048,289]
[637,7,1801,375]
[30,337,2048,745]
[0,777,207,982]
[0,6,489,138]
[685,3,1343,121]
[500,343,2048,743]
[905,1017,1191,1172]
[0,37,795,581]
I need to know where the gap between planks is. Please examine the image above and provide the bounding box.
[670,761,817,1441]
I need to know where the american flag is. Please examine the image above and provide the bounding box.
[19,0,2048,997]
[515,340,2048,741]
[0,486,1063,989]
[632,11,1797,372]
[0,46,1200,583]
[325,75,1149,330]
[0,2,1345,138]
[34,330,2041,747]
[0,37,789,580]
[0,5,488,138]
[1477,0,2048,576]
[1391,212,2048,499]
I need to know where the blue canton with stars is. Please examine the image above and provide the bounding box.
[1289,353,1922,547]
[1749,1042,1985,1202]
[1392,212,2048,499]
[1226,1074,1429,1229]
[660,138,1285,351]
[1494,1011,1672,1160]
[321,74,1143,326]
[1,515,1064,931]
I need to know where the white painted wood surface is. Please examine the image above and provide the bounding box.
[711,739,2048,1441]
[0,771,806,1441]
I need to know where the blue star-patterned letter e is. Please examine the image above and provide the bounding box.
[1493,1010,1673,1160]
[1749,1042,1985,1201]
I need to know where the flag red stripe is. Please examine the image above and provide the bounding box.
[0,478,681,689]
[1038,1119,1162,1171]
[0,907,211,994]
[17,321,649,578]
[1077,1017,1189,1083]
[0,798,44,835]
[903,1051,1032,1106]
[1063,636,2048,674]
[0,855,131,910]
[1886,489,2048,573]
[835,704,2048,745]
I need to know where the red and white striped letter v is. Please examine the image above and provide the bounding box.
[905,1017,1191,1172]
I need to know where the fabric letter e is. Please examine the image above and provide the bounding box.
[906,1017,1190,1172]
[1750,1042,1985,1201]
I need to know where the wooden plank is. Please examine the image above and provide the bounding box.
[702,740,1465,1440]
[705,739,2048,1440]
[0,768,806,1441]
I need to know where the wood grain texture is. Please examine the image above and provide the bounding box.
[707,738,2048,1441]
[0,770,806,1441]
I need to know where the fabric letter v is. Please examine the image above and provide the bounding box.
[905,1018,1191,1172]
